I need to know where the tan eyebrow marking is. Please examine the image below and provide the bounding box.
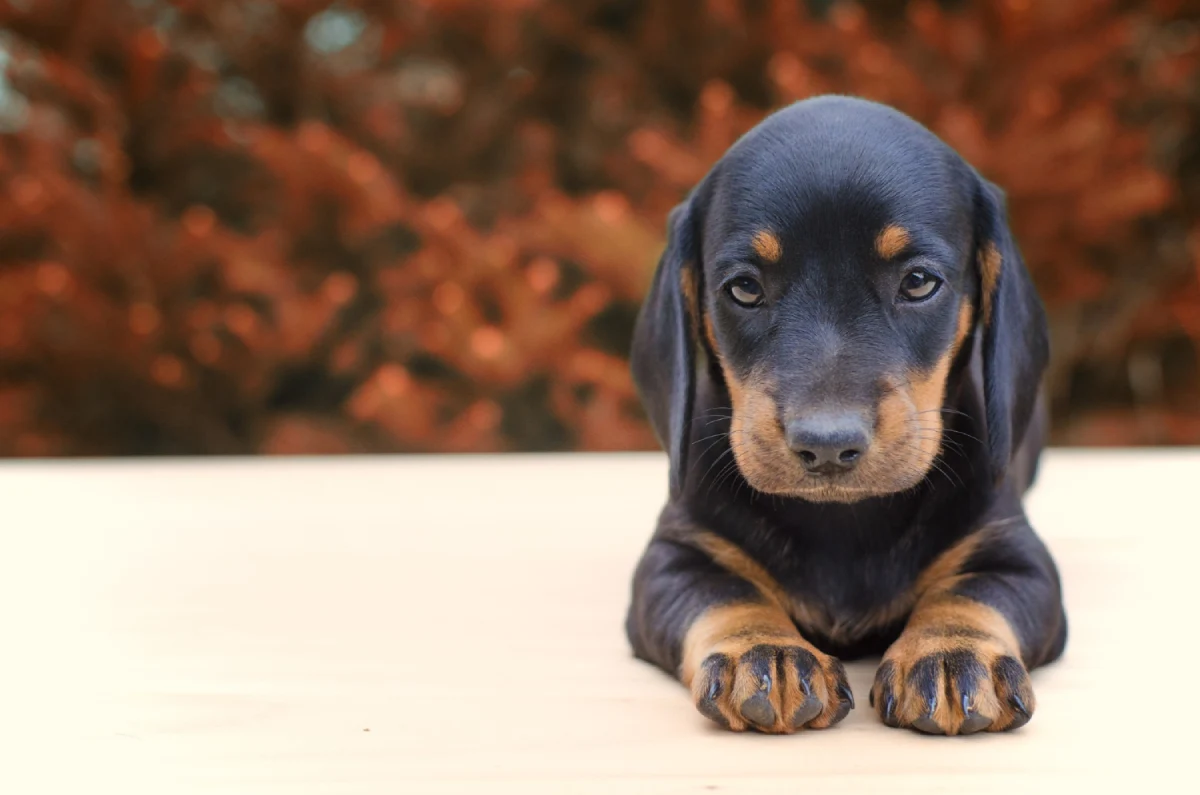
[875,224,911,260]
[751,229,782,263]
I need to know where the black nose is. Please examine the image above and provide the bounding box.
[785,413,871,475]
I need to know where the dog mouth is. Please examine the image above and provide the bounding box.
[724,380,943,502]
[751,468,922,503]
[770,476,894,503]
[731,430,933,503]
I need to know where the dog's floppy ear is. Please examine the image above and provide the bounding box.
[973,176,1050,486]
[631,197,704,498]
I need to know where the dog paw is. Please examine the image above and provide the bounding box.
[691,642,853,733]
[870,637,1035,735]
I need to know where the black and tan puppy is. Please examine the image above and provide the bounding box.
[626,95,1067,736]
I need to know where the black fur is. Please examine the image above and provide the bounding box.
[626,96,1067,734]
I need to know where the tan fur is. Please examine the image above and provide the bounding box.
[707,335,801,498]
[703,313,719,354]
[912,520,987,597]
[681,602,848,734]
[979,242,1001,326]
[725,367,793,492]
[717,298,975,503]
[875,224,911,260]
[899,301,972,429]
[875,595,1031,735]
[952,300,974,355]
[668,525,830,636]
[650,527,850,732]
[669,522,1027,736]
[874,299,974,482]
[790,519,988,645]
[679,267,701,347]
[680,602,802,687]
[672,514,1005,649]
[688,532,791,610]
[790,597,897,645]
[751,229,783,263]
[872,521,1035,735]
[677,524,986,650]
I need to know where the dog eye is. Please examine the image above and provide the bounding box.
[898,269,942,302]
[727,277,764,308]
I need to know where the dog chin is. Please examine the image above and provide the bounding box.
[774,482,886,504]
[788,484,877,504]
[737,462,928,504]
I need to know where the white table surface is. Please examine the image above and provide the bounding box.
[2,450,1198,794]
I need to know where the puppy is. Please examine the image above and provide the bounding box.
[626,95,1067,735]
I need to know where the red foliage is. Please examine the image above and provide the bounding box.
[0,0,1197,455]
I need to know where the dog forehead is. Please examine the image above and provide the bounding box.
[726,95,954,173]
[702,98,973,252]
[704,176,942,269]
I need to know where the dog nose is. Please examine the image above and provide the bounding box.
[785,413,871,474]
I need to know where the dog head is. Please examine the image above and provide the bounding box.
[631,96,1048,503]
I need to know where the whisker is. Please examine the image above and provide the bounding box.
[930,454,964,489]
[712,455,743,494]
[691,410,734,429]
[905,419,979,477]
[906,418,981,451]
[888,436,964,490]
[907,432,963,455]
[697,428,754,493]
[914,407,971,420]
[899,418,967,489]
[690,431,730,447]
[695,443,734,491]
[694,434,731,468]
[938,427,984,443]
[715,433,754,496]
[922,456,960,490]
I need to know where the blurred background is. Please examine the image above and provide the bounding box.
[0,0,1197,457]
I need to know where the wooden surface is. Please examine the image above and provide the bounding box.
[2,450,1197,794]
